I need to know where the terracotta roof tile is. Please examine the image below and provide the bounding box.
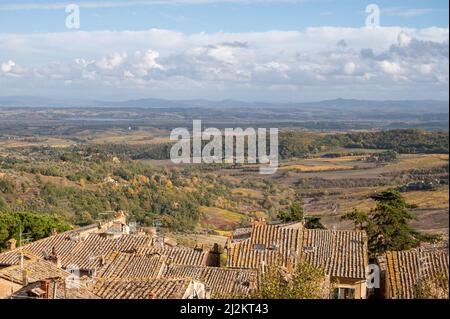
[0,231,153,271]
[301,229,368,279]
[0,254,69,285]
[95,252,165,280]
[384,250,449,299]
[163,265,258,298]
[227,224,368,279]
[137,246,209,266]
[92,278,192,299]
[12,278,100,299]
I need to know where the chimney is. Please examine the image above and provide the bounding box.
[40,280,49,299]
[54,256,62,268]
[22,270,29,286]
[116,210,126,224]
[6,238,16,251]
[51,228,58,236]
[100,256,106,267]
[207,243,221,267]
[49,247,62,268]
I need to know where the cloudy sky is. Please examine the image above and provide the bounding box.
[0,0,448,102]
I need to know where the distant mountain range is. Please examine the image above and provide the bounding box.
[0,96,448,113]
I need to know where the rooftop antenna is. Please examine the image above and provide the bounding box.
[14,223,32,269]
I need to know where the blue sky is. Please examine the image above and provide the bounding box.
[0,0,448,33]
[0,0,448,101]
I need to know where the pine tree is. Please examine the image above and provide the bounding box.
[342,190,439,257]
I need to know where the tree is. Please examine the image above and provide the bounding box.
[342,190,439,257]
[249,259,332,299]
[304,216,326,229]
[0,178,14,194]
[262,195,272,210]
[368,150,398,163]
[0,197,9,211]
[76,211,94,226]
[415,273,449,299]
[278,202,304,222]
[0,212,72,251]
[341,208,369,230]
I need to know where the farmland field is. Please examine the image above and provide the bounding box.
[199,206,246,230]
[279,163,354,171]
[0,110,449,244]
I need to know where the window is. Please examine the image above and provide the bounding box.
[332,288,356,299]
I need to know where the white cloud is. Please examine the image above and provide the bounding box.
[207,46,238,64]
[96,52,128,70]
[379,61,402,75]
[419,64,433,75]
[1,60,15,73]
[398,32,412,47]
[343,62,356,75]
[123,70,135,78]
[132,50,164,75]
[0,26,448,100]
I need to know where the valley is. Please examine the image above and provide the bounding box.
[1,106,448,251]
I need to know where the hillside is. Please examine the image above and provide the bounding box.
[1,128,448,249]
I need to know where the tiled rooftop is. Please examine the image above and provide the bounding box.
[0,230,153,271]
[96,252,165,280]
[384,249,449,299]
[92,278,193,299]
[12,278,100,299]
[137,246,209,266]
[301,229,368,279]
[0,253,69,285]
[227,223,368,279]
[163,264,258,298]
